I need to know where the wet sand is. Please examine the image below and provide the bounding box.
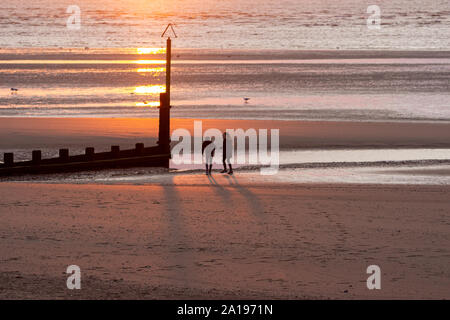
[0,178,449,299]
[1,118,450,160]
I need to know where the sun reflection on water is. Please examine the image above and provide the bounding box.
[136,48,166,55]
[136,67,165,73]
[134,60,166,65]
[133,48,166,107]
[134,85,166,94]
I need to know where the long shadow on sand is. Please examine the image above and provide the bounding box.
[157,175,193,289]
[231,174,266,219]
[211,173,266,219]
[207,174,234,209]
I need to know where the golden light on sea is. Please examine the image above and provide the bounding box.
[137,48,166,55]
[133,85,166,94]
[133,60,166,65]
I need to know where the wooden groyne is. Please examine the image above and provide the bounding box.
[0,88,171,177]
[0,144,170,176]
[0,32,175,177]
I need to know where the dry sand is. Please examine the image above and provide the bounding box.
[0,176,449,299]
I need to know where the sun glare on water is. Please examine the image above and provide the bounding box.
[136,67,166,73]
[134,85,166,94]
[133,49,166,108]
[134,60,166,65]
[137,48,166,55]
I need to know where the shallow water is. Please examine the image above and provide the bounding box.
[1,55,449,120]
[1,0,449,120]
[170,148,450,170]
[252,165,450,185]
[54,164,450,186]
[279,148,450,165]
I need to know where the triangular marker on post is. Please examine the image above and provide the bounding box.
[161,23,177,38]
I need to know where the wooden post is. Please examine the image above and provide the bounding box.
[32,150,42,165]
[161,24,176,104]
[4,153,14,167]
[166,37,172,103]
[59,149,69,162]
[135,143,144,155]
[158,92,171,149]
[111,146,120,157]
[85,147,95,160]
[157,35,172,168]
[158,24,176,168]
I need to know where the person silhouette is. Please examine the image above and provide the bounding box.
[221,132,233,175]
[202,137,215,175]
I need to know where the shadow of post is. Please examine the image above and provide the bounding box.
[158,174,191,289]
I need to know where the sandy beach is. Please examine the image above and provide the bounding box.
[0,117,449,299]
[1,29,450,302]
[0,178,449,299]
[1,0,450,306]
